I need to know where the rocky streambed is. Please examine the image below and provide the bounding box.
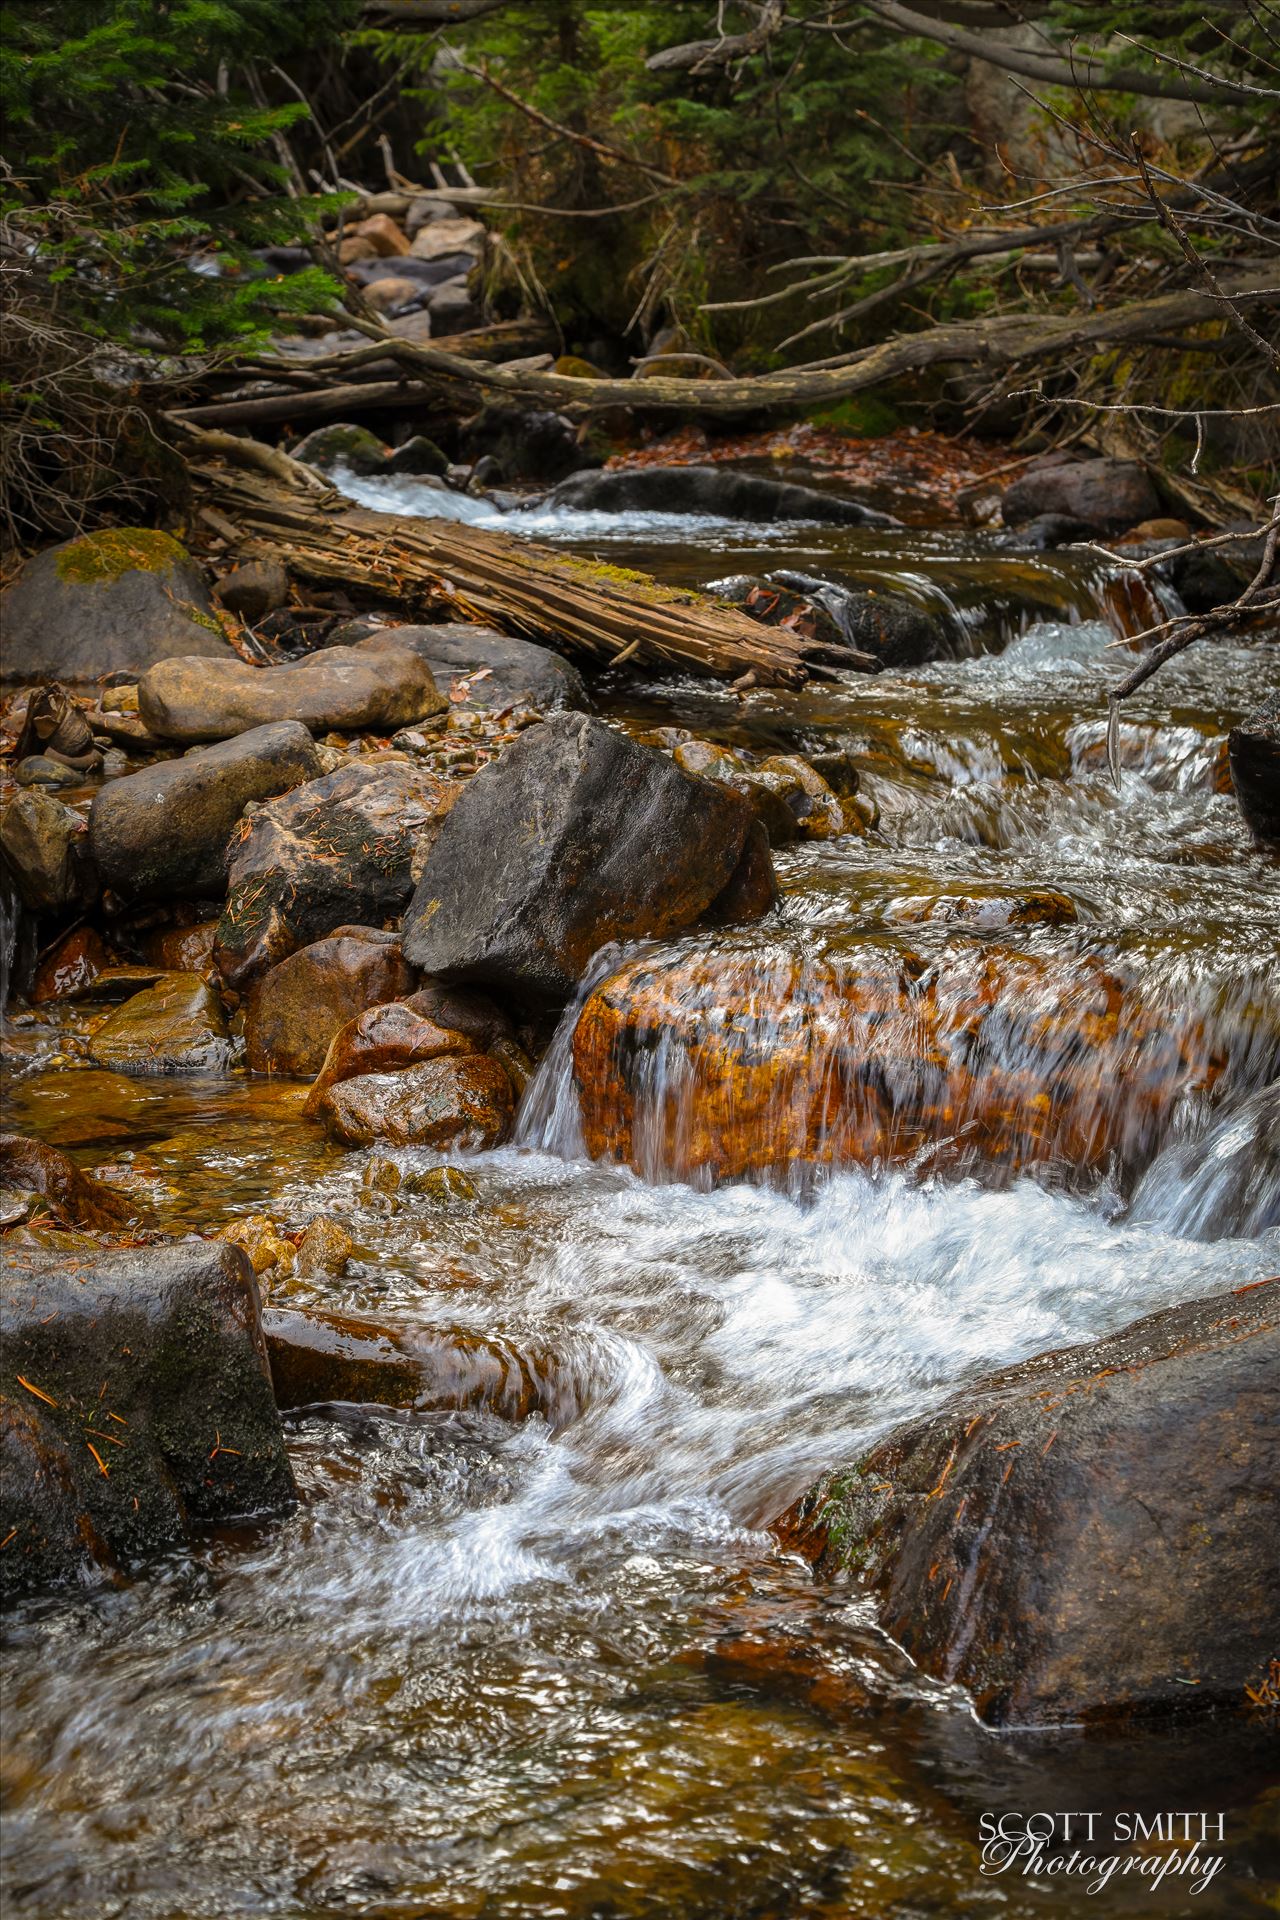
[1,453,1278,1918]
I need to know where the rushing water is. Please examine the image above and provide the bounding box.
[3,483,1279,1918]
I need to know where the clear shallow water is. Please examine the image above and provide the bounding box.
[3,497,1279,1917]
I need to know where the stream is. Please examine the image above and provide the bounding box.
[3,476,1278,1918]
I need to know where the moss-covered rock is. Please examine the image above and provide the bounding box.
[0,529,233,684]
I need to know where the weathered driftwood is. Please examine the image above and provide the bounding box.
[183,436,862,685]
[188,274,1277,422]
[180,319,559,431]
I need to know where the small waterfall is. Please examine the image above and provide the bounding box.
[1129,1080,1280,1240]
[0,870,23,1015]
[522,933,1280,1203]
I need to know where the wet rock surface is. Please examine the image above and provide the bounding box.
[0,1134,135,1231]
[402,714,764,1003]
[542,465,900,527]
[311,1051,514,1147]
[263,1309,582,1426]
[788,1280,1280,1726]
[214,757,459,986]
[0,789,96,913]
[0,1241,295,1596]
[572,943,1225,1186]
[0,529,233,682]
[138,639,446,744]
[89,720,322,900]
[303,1000,476,1110]
[243,928,417,1077]
[87,972,233,1075]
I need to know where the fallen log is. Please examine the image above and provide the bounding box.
[181,432,864,685]
[180,274,1278,423]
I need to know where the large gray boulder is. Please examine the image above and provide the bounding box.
[0,529,233,683]
[1000,457,1160,534]
[138,638,446,744]
[89,720,321,900]
[364,622,586,713]
[215,756,458,986]
[1,1240,295,1597]
[789,1281,1280,1727]
[539,465,901,529]
[401,713,768,1004]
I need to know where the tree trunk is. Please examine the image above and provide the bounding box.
[177,274,1277,425]
[185,439,863,686]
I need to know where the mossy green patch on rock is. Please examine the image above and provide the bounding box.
[54,527,193,587]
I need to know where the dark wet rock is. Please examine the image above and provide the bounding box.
[1228,691,1279,846]
[244,928,417,1077]
[364,623,586,714]
[787,1281,1280,1727]
[89,720,321,901]
[263,1308,581,1426]
[701,819,779,925]
[0,790,97,914]
[0,1241,295,1597]
[0,1135,135,1231]
[460,403,586,483]
[0,529,232,684]
[401,714,763,1005]
[385,435,449,477]
[30,926,109,1004]
[1168,542,1252,614]
[292,423,388,476]
[999,512,1095,550]
[773,572,948,667]
[51,963,166,1002]
[303,1001,476,1113]
[1000,457,1160,535]
[542,465,900,529]
[887,888,1078,931]
[87,972,233,1075]
[403,981,514,1053]
[138,639,446,745]
[15,755,82,790]
[214,758,459,987]
[312,1052,514,1148]
[215,559,290,621]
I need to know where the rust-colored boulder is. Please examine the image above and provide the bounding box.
[139,921,218,974]
[263,1308,585,1427]
[0,1135,135,1231]
[29,927,109,1004]
[786,1281,1280,1727]
[243,927,416,1077]
[571,942,1223,1186]
[311,1053,514,1148]
[303,1001,475,1113]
